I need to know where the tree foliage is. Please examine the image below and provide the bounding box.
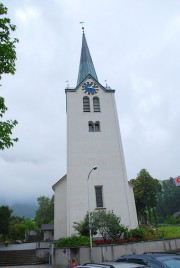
[9,219,39,241]
[0,3,18,79]
[156,177,180,221]
[92,210,125,241]
[74,210,126,241]
[0,3,18,150]
[73,212,97,236]
[131,169,162,224]
[35,196,54,226]
[0,205,12,239]
[0,97,18,149]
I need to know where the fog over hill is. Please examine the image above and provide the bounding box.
[10,203,38,219]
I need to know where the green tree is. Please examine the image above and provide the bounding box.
[74,210,126,241]
[9,218,39,241]
[73,212,97,236]
[0,97,18,149]
[0,3,18,150]
[35,195,54,226]
[131,169,162,225]
[92,210,126,241]
[156,177,180,221]
[9,222,26,241]
[0,205,12,240]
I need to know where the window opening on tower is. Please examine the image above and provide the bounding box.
[89,121,94,132]
[95,186,103,208]
[83,96,90,112]
[88,121,100,132]
[93,97,100,112]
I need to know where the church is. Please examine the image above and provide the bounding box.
[53,28,138,240]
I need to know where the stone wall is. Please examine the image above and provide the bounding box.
[53,239,180,268]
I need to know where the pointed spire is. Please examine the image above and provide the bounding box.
[77,28,98,86]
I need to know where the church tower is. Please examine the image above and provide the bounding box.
[53,29,138,239]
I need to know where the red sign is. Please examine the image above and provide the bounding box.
[175,176,180,186]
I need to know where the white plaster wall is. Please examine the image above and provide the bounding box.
[66,78,138,236]
[44,231,54,241]
[128,183,139,228]
[54,177,67,240]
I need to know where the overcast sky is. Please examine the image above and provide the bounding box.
[1,0,180,205]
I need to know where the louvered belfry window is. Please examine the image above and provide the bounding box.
[83,96,90,112]
[93,97,100,112]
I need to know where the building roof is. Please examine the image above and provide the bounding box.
[77,28,98,86]
[41,224,54,231]
[52,174,67,191]
[173,211,180,218]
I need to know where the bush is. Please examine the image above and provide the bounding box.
[73,213,97,236]
[165,216,180,225]
[74,210,126,241]
[56,235,90,248]
[94,238,128,245]
[124,227,166,242]
[124,228,147,241]
[92,210,126,241]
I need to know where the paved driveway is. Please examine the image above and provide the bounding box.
[0,242,36,251]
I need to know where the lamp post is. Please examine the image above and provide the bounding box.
[87,166,97,262]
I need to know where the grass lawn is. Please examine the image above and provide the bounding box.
[158,225,180,239]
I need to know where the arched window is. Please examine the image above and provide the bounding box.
[83,96,90,112]
[88,121,94,132]
[94,121,100,132]
[93,97,100,112]
[88,121,100,132]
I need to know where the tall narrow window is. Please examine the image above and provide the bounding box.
[93,97,100,112]
[94,121,100,132]
[88,121,94,132]
[95,186,103,207]
[83,96,90,112]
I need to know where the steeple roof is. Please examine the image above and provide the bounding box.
[77,28,98,86]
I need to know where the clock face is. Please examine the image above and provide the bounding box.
[82,82,99,95]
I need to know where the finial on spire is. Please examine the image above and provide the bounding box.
[80,21,85,33]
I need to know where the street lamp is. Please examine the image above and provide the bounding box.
[87,166,97,262]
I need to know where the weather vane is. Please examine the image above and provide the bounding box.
[105,80,108,88]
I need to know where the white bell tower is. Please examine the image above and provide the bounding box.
[53,29,138,239]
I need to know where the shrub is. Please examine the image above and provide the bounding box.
[74,210,126,241]
[165,216,180,225]
[56,235,90,248]
[124,227,166,242]
[92,210,126,241]
[126,228,147,241]
[73,213,97,236]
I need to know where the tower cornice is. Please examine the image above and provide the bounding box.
[66,74,115,93]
